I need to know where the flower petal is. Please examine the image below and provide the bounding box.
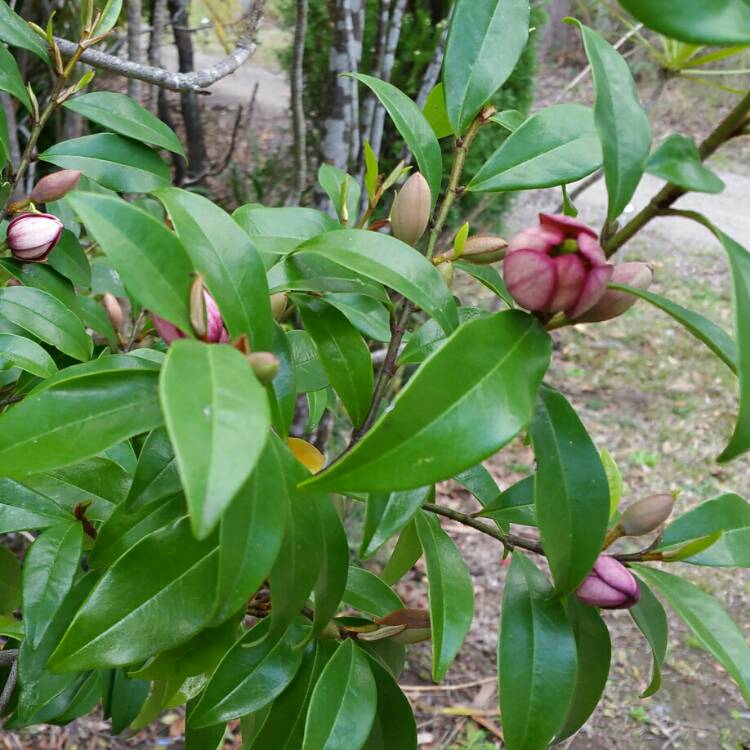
[540,212,597,240]
[546,254,586,313]
[577,232,607,266]
[567,264,614,319]
[503,249,557,311]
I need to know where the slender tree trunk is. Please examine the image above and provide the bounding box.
[126,0,144,101]
[148,0,168,112]
[360,0,391,151]
[346,0,365,163]
[287,0,309,206]
[416,23,447,110]
[167,0,207,178]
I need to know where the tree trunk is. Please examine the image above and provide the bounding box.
[167,0,207,179]
[126,0,144,101]
[359,0,391,153]
[147,0,169,113]
[287,0,309,206]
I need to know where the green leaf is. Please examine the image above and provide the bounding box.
[0,0,50,62]
[645,134,725,194]
[343,567,404,618]
[364,140,379,200]
[306,388,329,431]
[629,577,668,698]
[22,522,83,649]
[189,617,308,728]
[103,670,150,735]
[68,192,194,334]
[299,300,373,427]
[0,333,57,378]
[0,104,9,165]
[125,427,181,511]
[288,329,328,393]
[0,258,80,313]
[350,73,442,208]
[0,544,21,613]
[530,386,609,595]
[0,364,162,476]
[269,323,296,436]
[453,261,514,307]
[555,600,611,742]
[302,311,550,493]
[157,188,275,350]
[491,109,526,131]
[0,478,73,532]
[361,486,431,558]
[0,286,91,361]
[40,134,171,193]
[213,441,287,624]
[296,229,457,334]
[185,719,226,750]
[318,164,361,227]
[381,522,421,585]
[160,339,270,539]
[415,511,473,681]
[569,20,651,223]
[498,553,577,750]
[362,654,418,750]
[0,43,31,109]
[64,92,185,156]
[479,475,536,526]
[94,0,123,35]
[321,293,391,343]
[469,104,602,192]
[422,82,453,140]
[50,517,219,671]
[48,230,92,290]
[302,640,377,750]
[611,283,737,373]
[633,565,750,705]
[443,0,530,135]
[454,464,501,507]
[600,447,623,518]
[660,493,750,548]
[678,528,750,567]
[249,640,337,750]
[617,0,750,45]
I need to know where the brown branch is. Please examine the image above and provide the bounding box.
[0,651,18,716]
[54,0,267,93]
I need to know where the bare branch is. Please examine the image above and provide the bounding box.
[54,0,267,94]
[0,650,18,717]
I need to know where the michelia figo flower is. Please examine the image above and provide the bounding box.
[575,261,654,322]
[575,556,640,609]
[152,288,228,345]
[6,212,64,262]
[30,169,81,204]
[503,213,614,319]
[390,172,431,246]
[619,493,674,537]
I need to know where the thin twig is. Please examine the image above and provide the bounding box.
[0,652,18,716]
[401,676,495,693]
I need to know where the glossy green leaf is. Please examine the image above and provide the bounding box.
[617,0,750,45]
[64,92,185,156]
[318,164,361,226]
[646,134,725,193]
[469,104,602,192]
[0,333,57,378]
[422,82,453,140]
[306,388,329,431]
[0,478,73,532]
[0,364,162,476]
[125,427,181,511]
[302,311,550,493]
[160,340,270,539]
[186,720,226,750]
[102,669,150,735]
[213,441,287,624]
[364,140,378,200]
[530,385,609,595]
[302,640,377,750]
[288,329,328,393]
[660,493,750,548]
[453,464,501,508]
[443,0,530,134]
[38,454,131,509]
[296,229,457,334]
[269,323,296,436]
[0,258,79,313]
[40,134,170,192]
[679,528,750,567]
[0,286,91,361]
[343,566,404,618]
[600,447,623,518]
[362,654,418,750]
[94,0,123,34]
[492,109,526,131]
[300,300,373,427]
[50,517,219,671]
[629,577,668,698]
[633,565,750,704]
[68,192,194,333]
[498,553,577,750]
[189,617,308,727]
[48,230,92,290]
[361,486,432,558]
[611,283,737,373]
[157,188,274,350]
[23,522,83,649]
[570,20,651,223]
[322,293,391,343]
[0,104,9,165]
[453,261,514,307]
[556,600,611,741]
[350,74,442,208]
[0,544,20,613]
[249,640,337,750]
[0,43,31,109]
[381,522,421,585]
[0,1,50,62]
[479,475,536,526]
[415,511,473,681]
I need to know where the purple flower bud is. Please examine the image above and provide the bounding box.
[575,555,640,609]
[390,172,431,247]
[6,212,64,262]
[30,169,81,204]
[152,288,228,345]
[574,262,654,322]
[503,213,614,318]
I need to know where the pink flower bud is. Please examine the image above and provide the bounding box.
[30,169,81,204]
[390,172,431,247]
[503,213,614,318]
[152,288,228,345]
[102,292,125,333]
[6,212,64,262]
[574,262,654,323]
[575,556,640,609]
